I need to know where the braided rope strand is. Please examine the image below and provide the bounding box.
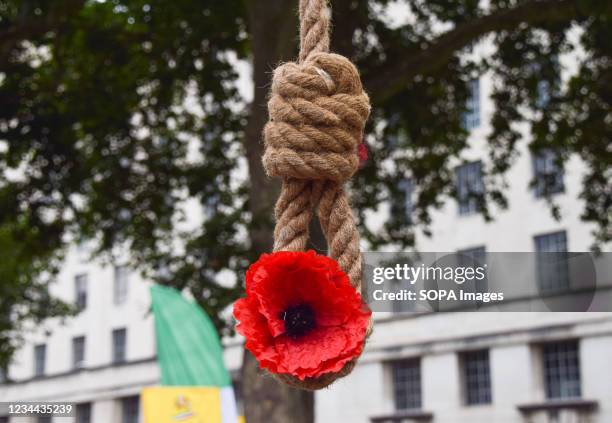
[272,0,332,258]
[317,181,363,290]
[273,178,313,252]
[299,0,331,63]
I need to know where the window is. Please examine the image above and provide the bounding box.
[463,78,481,130]
[537,80,551,108]
[455,161,484,215]
[458,246,487,265]
[114,265,129,305]
[391,359,421,410]
[37,417,52,423]
[34,344,46,377]
[542,340,581,399]
[387,127,408,150]
[461,349,492,405]
[392,178,413,224]
[76,403,92,423]
[75,273,88,311]
[535,230,567,252]
[121,396,140,423]
[203,193,220,219]
[400,178,414,223]
[77,238,89,262]
[532,149,564,197]
[392,280,417,313]
[112,328,127,364]
[458,247,488,298]
[535,231,569,293]
[0,417,7,423]
[532,56,559,109]
[72,336,86,369]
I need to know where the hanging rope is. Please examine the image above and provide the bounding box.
[261,0,372,389]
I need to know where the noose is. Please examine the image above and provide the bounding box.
[260,0,372,389]
[263,0,369,290]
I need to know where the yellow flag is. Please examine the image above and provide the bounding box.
[142,387,222,423]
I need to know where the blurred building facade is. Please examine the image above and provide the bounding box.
[1,71,612,423]
[0,246,157,423]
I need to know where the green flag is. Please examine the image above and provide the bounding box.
[150,284,231,387]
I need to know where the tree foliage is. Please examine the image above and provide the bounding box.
[0,0,610,378]
[0,223,74,372]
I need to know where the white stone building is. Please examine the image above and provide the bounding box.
[1,52,611,423]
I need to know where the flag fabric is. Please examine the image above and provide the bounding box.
[142,387,221,423]
[146,284,239,423]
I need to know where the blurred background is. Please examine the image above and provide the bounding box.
[0,0,611,422]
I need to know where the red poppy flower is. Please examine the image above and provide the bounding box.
[358,140,368,167]
[233,250,371,381]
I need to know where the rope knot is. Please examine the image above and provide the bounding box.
[263,52,371,183]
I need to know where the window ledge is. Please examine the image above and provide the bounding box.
[517,399,598,414]
[370,410,434,422]
[2,356,157,385]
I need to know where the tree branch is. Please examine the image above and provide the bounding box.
[364,0,580,103]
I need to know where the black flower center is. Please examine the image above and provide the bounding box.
[281,304,316,339]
